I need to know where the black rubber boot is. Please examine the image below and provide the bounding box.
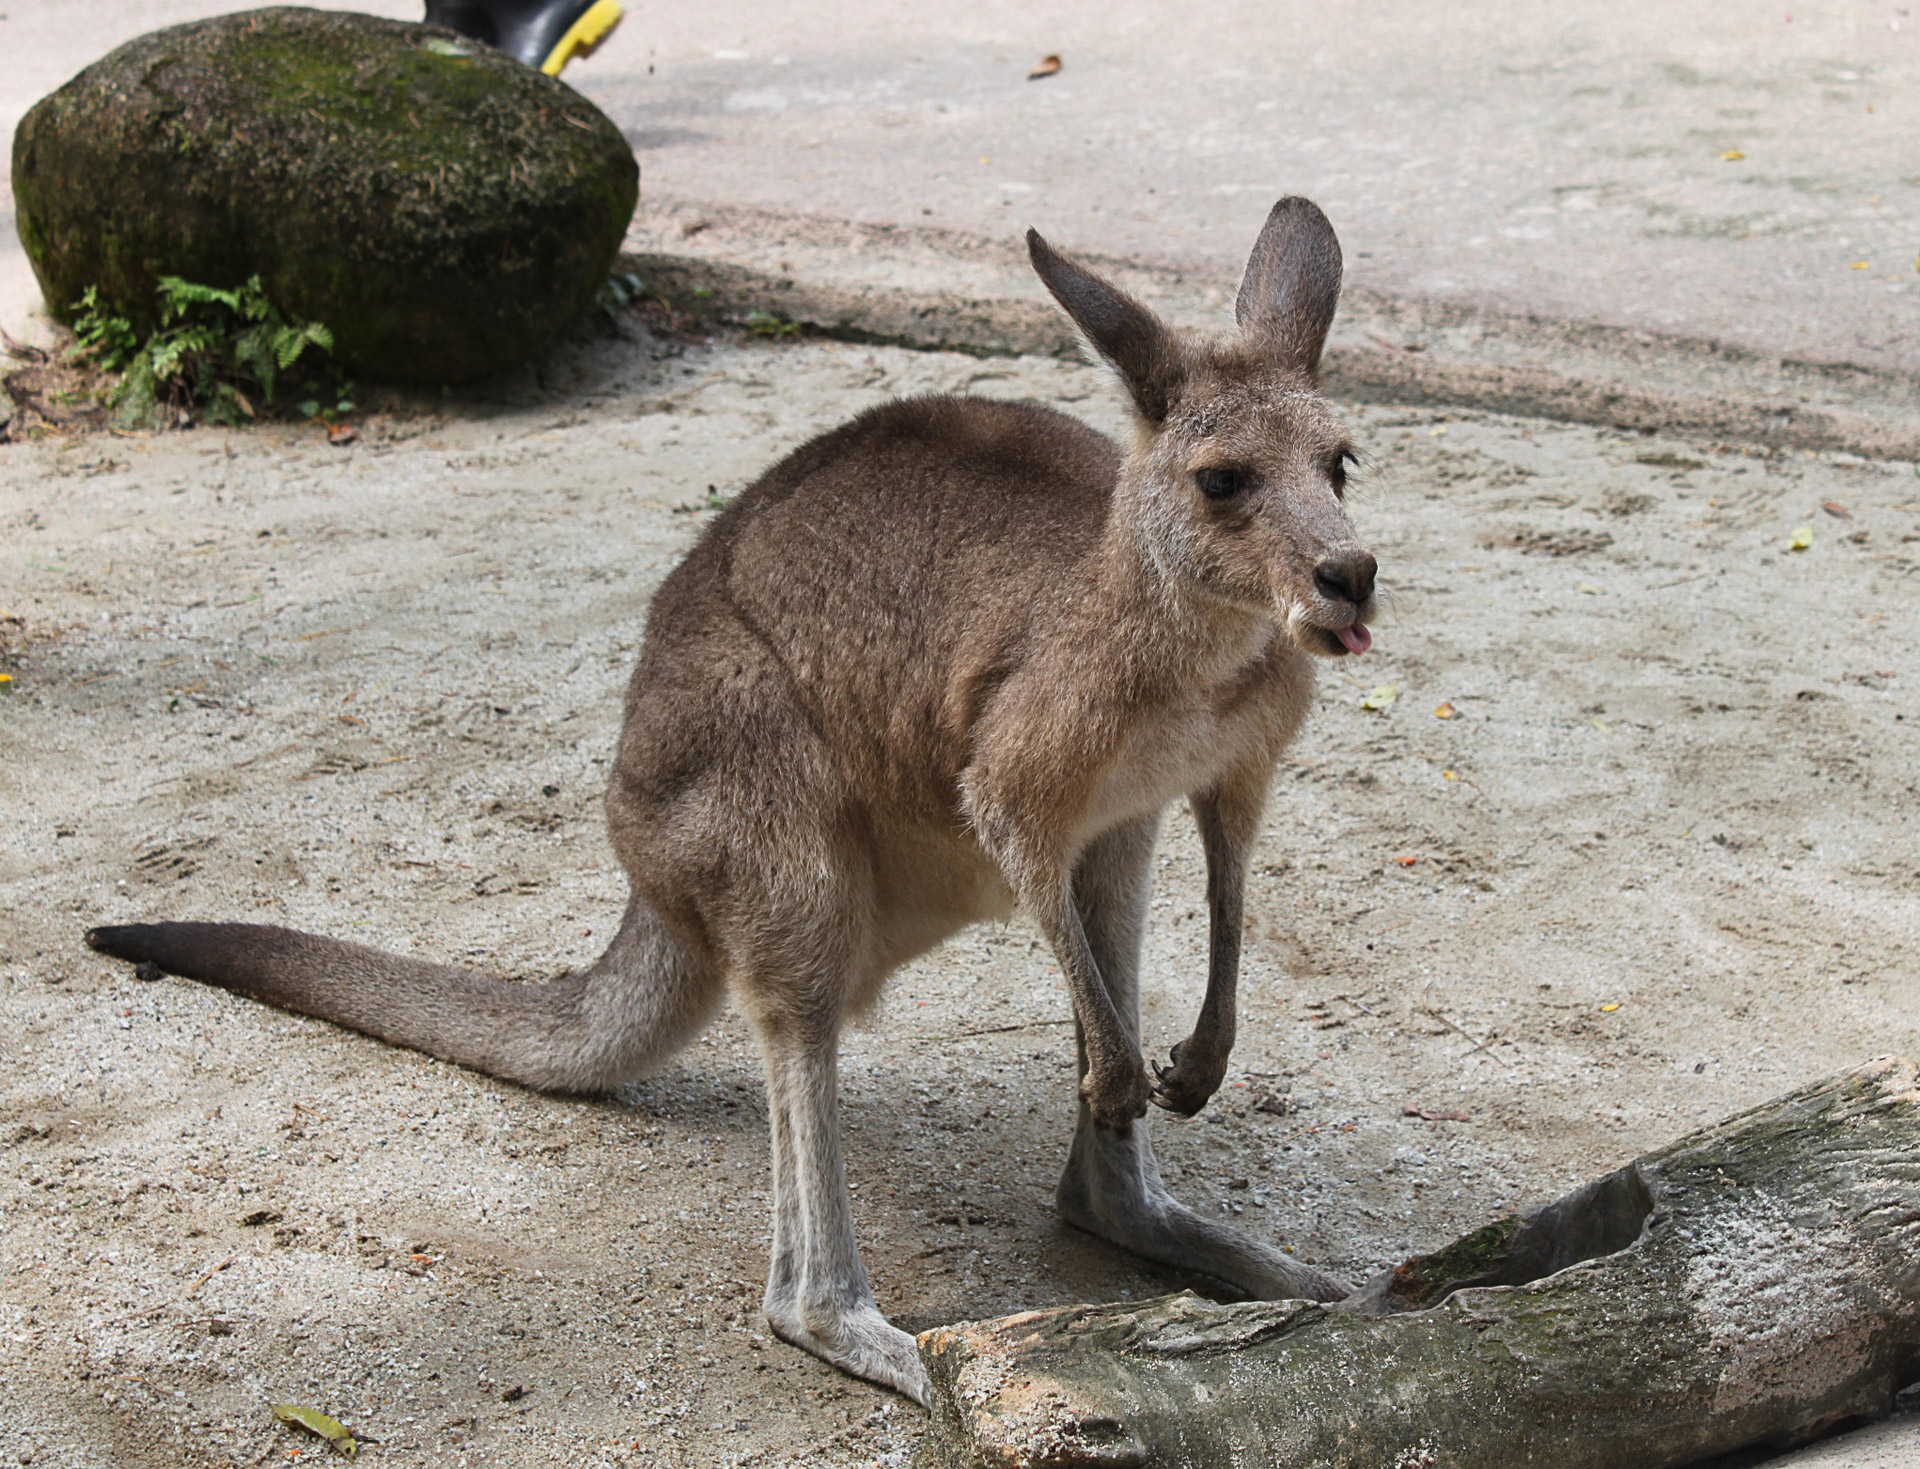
[423,0,623,74]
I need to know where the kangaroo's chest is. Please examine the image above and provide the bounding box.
[1082,652,1311,837]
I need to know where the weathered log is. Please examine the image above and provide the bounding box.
[916,1058,1920,1469]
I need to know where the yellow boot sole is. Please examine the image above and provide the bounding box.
[541,0,623,74]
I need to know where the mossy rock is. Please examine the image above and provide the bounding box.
[11,6,638,383]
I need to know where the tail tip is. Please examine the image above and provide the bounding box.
[85,924,130,955]
[86,923,167,979]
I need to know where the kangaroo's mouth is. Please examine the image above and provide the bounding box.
[1285,602,1373,658]
[1302,620,1370,657]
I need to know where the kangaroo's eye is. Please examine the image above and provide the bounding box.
[1328,449,1358,496]
[1195,467,1245,500]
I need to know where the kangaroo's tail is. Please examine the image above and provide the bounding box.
[85,896,721,1093]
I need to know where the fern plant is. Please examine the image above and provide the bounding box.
[72,276,337,429]
[70,287,140,371]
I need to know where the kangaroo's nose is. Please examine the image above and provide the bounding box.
[1314,549,1377,607]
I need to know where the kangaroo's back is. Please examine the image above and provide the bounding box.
[662,394,1118,650]
[620,395,1122,810]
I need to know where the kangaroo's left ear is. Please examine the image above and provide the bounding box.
[1235,196,1343,375]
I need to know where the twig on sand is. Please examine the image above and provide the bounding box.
[1420,986,1495,1055]
[186,1253,238,1297]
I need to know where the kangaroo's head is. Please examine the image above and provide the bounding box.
[1028,198,1375,658]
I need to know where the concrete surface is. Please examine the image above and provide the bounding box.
[5,1,1916,378]
[3,318,1919,1467]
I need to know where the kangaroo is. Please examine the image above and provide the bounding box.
[87,196,1377,1408]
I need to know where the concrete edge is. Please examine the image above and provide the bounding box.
[619,247,1920,463]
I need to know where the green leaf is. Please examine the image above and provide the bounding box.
[271,1404,357,1456]
[1359,682,1400,711]
[73,273,339,422]
[71,286,140,371]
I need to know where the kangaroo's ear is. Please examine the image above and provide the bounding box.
[1028,229,1185,422]
[1235,196,1343,374]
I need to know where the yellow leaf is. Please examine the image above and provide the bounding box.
[1360,682,1400,711]
[1591,717,1612,732]
[1850,261,1870,270]
[1428,426,1447,436]
[1721,150,1744,161]
[1788,525,1814,551]
[1432,701,1456,719]
[1577,582,1603,594]
[272,1405,356,1457]
[1600,1002,1621,1013]
[1443,769,1459,781]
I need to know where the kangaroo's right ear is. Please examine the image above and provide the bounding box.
[1028,229,1185,422]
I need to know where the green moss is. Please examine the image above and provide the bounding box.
[1387,1216,1522,1307]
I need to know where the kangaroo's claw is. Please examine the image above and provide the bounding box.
[1149,1035,1226,1117]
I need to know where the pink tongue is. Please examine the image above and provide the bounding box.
[1336,623,1372,655]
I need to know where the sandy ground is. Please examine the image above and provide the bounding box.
[3,319,1919,1468]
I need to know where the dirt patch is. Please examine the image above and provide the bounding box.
[2,327,1917,1468]
[2,358,111,438]
[1478,525,1616,557]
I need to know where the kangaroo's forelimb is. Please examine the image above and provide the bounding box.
[1150,770,1268,1117]
[1038,893,1153,1133]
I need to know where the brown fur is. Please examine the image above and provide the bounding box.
[87,197,1378,1405]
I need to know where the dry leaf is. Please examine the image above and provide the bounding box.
[1432,701,1456,719]
[1403,1107,1471,1122]
[1028,54,1062,79]
[272,1404,356,1456]
[1821,500,1851,519]
[326,422,357,447]
[1788,525,1814,551]
[1721,150,1745,161]
[1599,1002,1622,1013]
[1394,856,1418,867]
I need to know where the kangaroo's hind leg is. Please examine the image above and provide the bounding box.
[755,1015,927,1405]
[733,881,930,1406]
[1054,813,1351,1304]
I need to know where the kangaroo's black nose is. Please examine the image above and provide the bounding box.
[1314,549,1377,607]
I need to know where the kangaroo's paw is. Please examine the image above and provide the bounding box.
[764,1296,930,1408]
[1079,1052,1152,1133]
[1149,1036,1229,1117]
